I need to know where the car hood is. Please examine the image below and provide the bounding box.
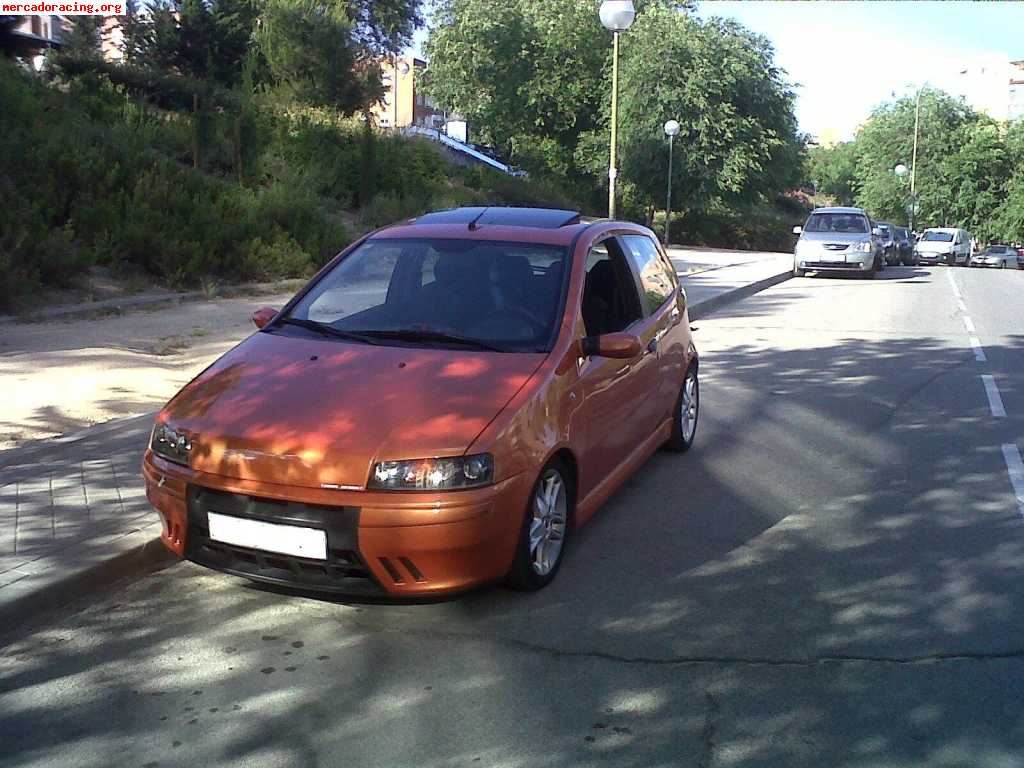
[158,331,546,489]
[916,240,954,252]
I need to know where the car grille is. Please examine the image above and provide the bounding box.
[803,261,863,269]
[185,485,383,595]
[823,243,849,251]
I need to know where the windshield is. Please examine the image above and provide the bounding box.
[283,238,568,352]
[804,213,870,234]
[983,246,1007,255]
[877,225,891,235]
[922,231,954,242]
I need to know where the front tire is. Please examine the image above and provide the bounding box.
[506,461,572,591]
[665,365,699,453]
[794,267,806,277]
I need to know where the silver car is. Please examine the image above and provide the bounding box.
[793,207,885,279]
[970,244,1021,269]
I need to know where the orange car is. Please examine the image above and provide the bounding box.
[143,207,699,596]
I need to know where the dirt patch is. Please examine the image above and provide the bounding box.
[0,292,294,450]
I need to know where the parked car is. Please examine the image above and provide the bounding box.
[143,207,700,597]
[876,222,900,265]
[915,227,972,266]
[792,206,885,278]
[893,226,916,265]
[970,244,1021,269]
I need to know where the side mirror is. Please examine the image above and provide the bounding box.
[579,332,642,360]
[252,307,277,330]
[792,226,803,235]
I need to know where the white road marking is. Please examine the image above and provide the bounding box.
[969,336,987,362]
[946,269,961,296]
[963,315,976,334]
[981,375,1007,418]
[956,297,968,313]
[1002,444,1024,518]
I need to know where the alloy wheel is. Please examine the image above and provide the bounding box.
[680,369,699,444]
[529,469,567,576]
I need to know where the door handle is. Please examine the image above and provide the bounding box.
[646,337,658,355]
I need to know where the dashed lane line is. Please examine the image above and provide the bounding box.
[1002,444,1024,519]
[963,315,976,334]
[981,375,1007,418]
[969,335,987,362]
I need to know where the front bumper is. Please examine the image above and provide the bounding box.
[143,451,531,597]
[916,252,953,265]
[797,256,873,272]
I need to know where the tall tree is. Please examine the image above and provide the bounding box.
[807,142,858,206]
[62,15,105,57]
[613,9,802,218]
[346,0,423,55]
[258,0,381,112]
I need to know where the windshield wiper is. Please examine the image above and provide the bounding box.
[277,317,382,345]
[358,328,511,352]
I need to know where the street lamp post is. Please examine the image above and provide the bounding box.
[908,84,927,233]
[600,1,636,219]
[663,119,680,245]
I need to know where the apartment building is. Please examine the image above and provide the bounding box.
[368,56,445,130]
[5,15,69,70]
[950,54,1024,122]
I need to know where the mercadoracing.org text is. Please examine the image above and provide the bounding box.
[3,2,125,13]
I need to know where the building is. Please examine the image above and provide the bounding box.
[4,15,69,70]
[2,14,125,69]
[948,54,1024,123]
[368,56,445,130]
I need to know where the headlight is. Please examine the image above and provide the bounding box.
[855,240,873,252]
[795,240,813,255]
[369,454,494,491]
[150,422,192,466]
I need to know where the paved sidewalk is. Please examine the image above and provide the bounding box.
[0,255,793,630]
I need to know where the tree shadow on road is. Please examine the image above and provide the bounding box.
[2,328,1024,766]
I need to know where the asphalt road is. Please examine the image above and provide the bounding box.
[2,265,1024,768]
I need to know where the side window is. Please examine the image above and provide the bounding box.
[620,235,676,314]
[581,241,644,337]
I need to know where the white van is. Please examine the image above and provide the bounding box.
[915,228,971,266]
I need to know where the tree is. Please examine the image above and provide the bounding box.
[258,0,381,112]
[806,142,858,205]
[853,90,997,228]
[62,15,105,57]
[346,0,424,55]
[613,9,802,219]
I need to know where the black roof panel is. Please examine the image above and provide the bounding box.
[412,207,581,229]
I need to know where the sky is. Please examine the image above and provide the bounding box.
[698,1,1024,142]
[410,1,1024,144]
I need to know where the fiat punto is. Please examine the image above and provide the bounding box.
[143,207,700,596]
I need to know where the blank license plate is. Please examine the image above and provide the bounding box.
[207,512,328,560]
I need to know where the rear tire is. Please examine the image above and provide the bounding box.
[506,460,572,591]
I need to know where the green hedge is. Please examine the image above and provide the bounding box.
[0,59,584,309]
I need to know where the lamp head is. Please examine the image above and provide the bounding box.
[600,1,636,32]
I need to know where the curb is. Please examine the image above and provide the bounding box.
[688,269,793,321]
[0,525,176,637]
[0,413,157,472]
[0,292,205,326]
